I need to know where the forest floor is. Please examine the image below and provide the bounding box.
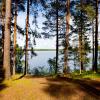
[0,75,100,100]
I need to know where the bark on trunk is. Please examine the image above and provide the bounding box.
[55,0,59,74]
[93,0,98,72]
[92,21,95,71]
[63,0,70,74]
[3,0,11,79]
[1,2,5,63]
[24,0,30,75]
[79,0,84,74]
[13,0,18,75]
[78,32,83,74]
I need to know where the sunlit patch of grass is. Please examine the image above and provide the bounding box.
[71,70,100,80]
[0,74,24,90]
[82,73,100,80]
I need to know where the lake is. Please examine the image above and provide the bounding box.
[28,51,56,70]
[24,50,94,74]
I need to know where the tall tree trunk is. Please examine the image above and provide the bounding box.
[63,0,70,74]
[79,32,83,74]
[3,0,12,79]
[1,0,5,65]
[55,0,59,74]
[92,21,95,71]
[24,0,30,75]
[13,0,18,75]
[0,0,5,82]
[79,0,84,74]
[93,0,98,72]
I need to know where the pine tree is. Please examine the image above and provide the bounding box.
[24,0,30,75]
[42,0,66,74]
[72,0,91,73]
[12,0,25,75]
[93,0,98,72]
[13,0,18,75]
[3,0,12,79]
[63,0,70,74]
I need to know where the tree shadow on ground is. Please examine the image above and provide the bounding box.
[0,67,8,94]
[42,77,100,100]
[13,74,47,81]
[0,68,5,83]
[13,74,25,80]
[0,84,8,91]
[0,84,8,97]
[0,61,7,93]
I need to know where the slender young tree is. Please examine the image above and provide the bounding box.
[3,0,12,79]
[63,0,70,74]
[1,0,5,57]
[24,0,30,75]
[92,21,95,71]
[72,0,92,73]
[13,0,18,75]
[42,0,66,74]
[81,0,96,72]
[55,0,59,74]
[79,0,84,74]
[23,0,46,75]
[12,0,25,75]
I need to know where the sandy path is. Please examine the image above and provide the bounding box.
[0,77,100,100]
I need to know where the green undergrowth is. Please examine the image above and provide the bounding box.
[71,70,100,80]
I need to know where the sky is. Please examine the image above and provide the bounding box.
[17,12,56,49]
[17,11,100,49]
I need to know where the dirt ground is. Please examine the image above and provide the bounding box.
[0,77,100,100]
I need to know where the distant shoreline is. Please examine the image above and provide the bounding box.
[34,49,63,51]
[14,48,63,51]
[34,49,55,51]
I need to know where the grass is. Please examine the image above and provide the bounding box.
[71,70,100,80]
[82,73,100,79]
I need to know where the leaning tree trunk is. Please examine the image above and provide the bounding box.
[13,0,18,75]
[63,0,70,74]
[55,0,59,74]
[24,0,30,75]
[93,0,98,72]
[3,0,12,79]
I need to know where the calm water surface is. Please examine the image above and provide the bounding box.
[28,51,56,70]
[24,51,93,72]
